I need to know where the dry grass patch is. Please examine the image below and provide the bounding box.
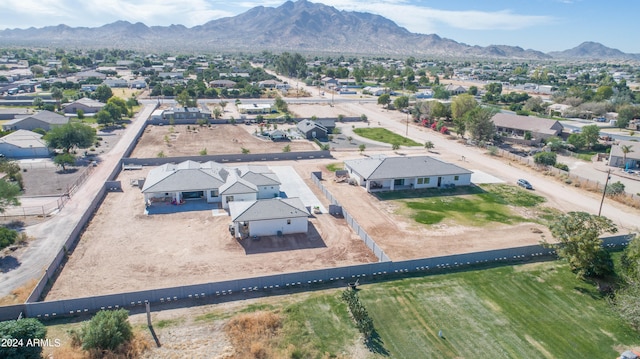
[225,311,282,359]
[0,278,37,305]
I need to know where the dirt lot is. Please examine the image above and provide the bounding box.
[130,123,317,158]
[45,165,377,300]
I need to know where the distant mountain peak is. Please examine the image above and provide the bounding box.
[0,0,635,60]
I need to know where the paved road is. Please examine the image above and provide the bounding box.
[0,104,156,298]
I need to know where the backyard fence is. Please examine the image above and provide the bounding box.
[3,234,628,321]
[310,171,390,262]
[122,151,332,167]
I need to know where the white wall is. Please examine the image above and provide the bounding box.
[249,217,308,237]
[257,185,280,199]
[222,192,257,209]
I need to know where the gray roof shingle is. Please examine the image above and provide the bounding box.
[230,198,308,222]
[345,155,472,180]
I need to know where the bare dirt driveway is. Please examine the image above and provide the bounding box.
[0,104,156,299]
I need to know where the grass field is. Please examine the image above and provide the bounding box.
[353,127,421,146]
[41,258,639,358]
[377,184,548,225]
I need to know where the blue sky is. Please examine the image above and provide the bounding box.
[0,0,636,54]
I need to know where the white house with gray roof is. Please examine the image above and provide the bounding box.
[0,129,49,158]
[2,110,68,131]
[344,155,472,192]
[229,197,309,238]
[141,160,281,209]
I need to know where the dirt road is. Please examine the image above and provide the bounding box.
[0,104,156,298]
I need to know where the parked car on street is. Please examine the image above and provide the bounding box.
[517,179,533,189]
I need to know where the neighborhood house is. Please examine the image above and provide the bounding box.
[344,155,472,192]
[0,129,49,158]
[229,197,309,239]
[491,112,563,142]
[1,110,69,131]
[141,161,281,209]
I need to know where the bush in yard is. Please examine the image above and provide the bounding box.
[606,181,625,196]
[0,318,47,359]
[0,227,19,250]
[81,309,133,352]
[342,289,374,340]
[534,151,557,166]
[554,162,569,172]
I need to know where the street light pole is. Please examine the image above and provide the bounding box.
[598,169,611,216]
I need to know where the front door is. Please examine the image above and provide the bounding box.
[437,177,442,187]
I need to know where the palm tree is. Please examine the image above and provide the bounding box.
[424,141,435,152]
[620,144,634,168]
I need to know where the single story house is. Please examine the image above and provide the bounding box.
[344,155,472,192]
[445,84,467,95]
[297,119,328,140]
[129,80,147,89]
[229,197,309,239]
[492,112,563,141]
[159,107,211,122]
[258,80,281,88]
[103,78,128,88]
[237,103,276,114]
[209,79,236,88]
[269,129,287,141]
[547,103,571,117]
[141,160,281,209]
[74,70,106,80]
[62,97,105,114]
[0,108,31,120]
[0,129,49,158]
[2,110,69,131]
[314,119,336,134]
[608,140,640,169]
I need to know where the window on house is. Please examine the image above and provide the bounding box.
[454,176,459,181]
[417,178,424,184]
[424,178,430,184]
[210,189,219,197]
[394,178,405,186]
[287,219,291,225]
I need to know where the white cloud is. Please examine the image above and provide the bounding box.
[315,1,555,33]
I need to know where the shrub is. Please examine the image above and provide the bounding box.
[554,162,569,171]
[0,227,19,250]
[341,289,374,340]
[534,151,557,166]
[81,309,133,351]
[606,181,625,196]
[0,318,47,359]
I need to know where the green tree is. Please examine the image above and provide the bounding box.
[53,153,76,171]
[76,109,85,120]
[50,86,63,110]
[81,309,133,351]
[44,123,97,153]
[0,227,19,250]
[283,144,291,152]
[103,102,123,122]
[377,93,391,108]
[544,211,617,278]
[465,107,496,143]
[95,110,114,127]
[595,85,614,101]
[617,105,638,129]
[393,96,409,111]
[93,84,113,103]
[0,179,22,213]
[545,137,564,152]
[484,82,503,96]
[392,142,400,151]
[534,151,557,166]
[581,124,600,149]
[620,144,634,167]
[107,97,128,118]
[359,143,366,153]
[424,141,434,152]
[605,181,625,196]
[32,96,44,110]
[0,318,47,359]
[451,93,477,121]
[274,96,288,113]
[567,133,586,150]
[621,235,640,282]
[176,89,196,107]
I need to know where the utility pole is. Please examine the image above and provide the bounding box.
[406,111,409,137]
[598,169,611,216]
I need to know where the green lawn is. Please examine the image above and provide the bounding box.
[377,184,548,226]
[357,260,638,358]
[353,127,421,146]
[326,162,344,172]
[40,258,639,358]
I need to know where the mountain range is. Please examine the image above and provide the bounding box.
[0,0,637,61]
